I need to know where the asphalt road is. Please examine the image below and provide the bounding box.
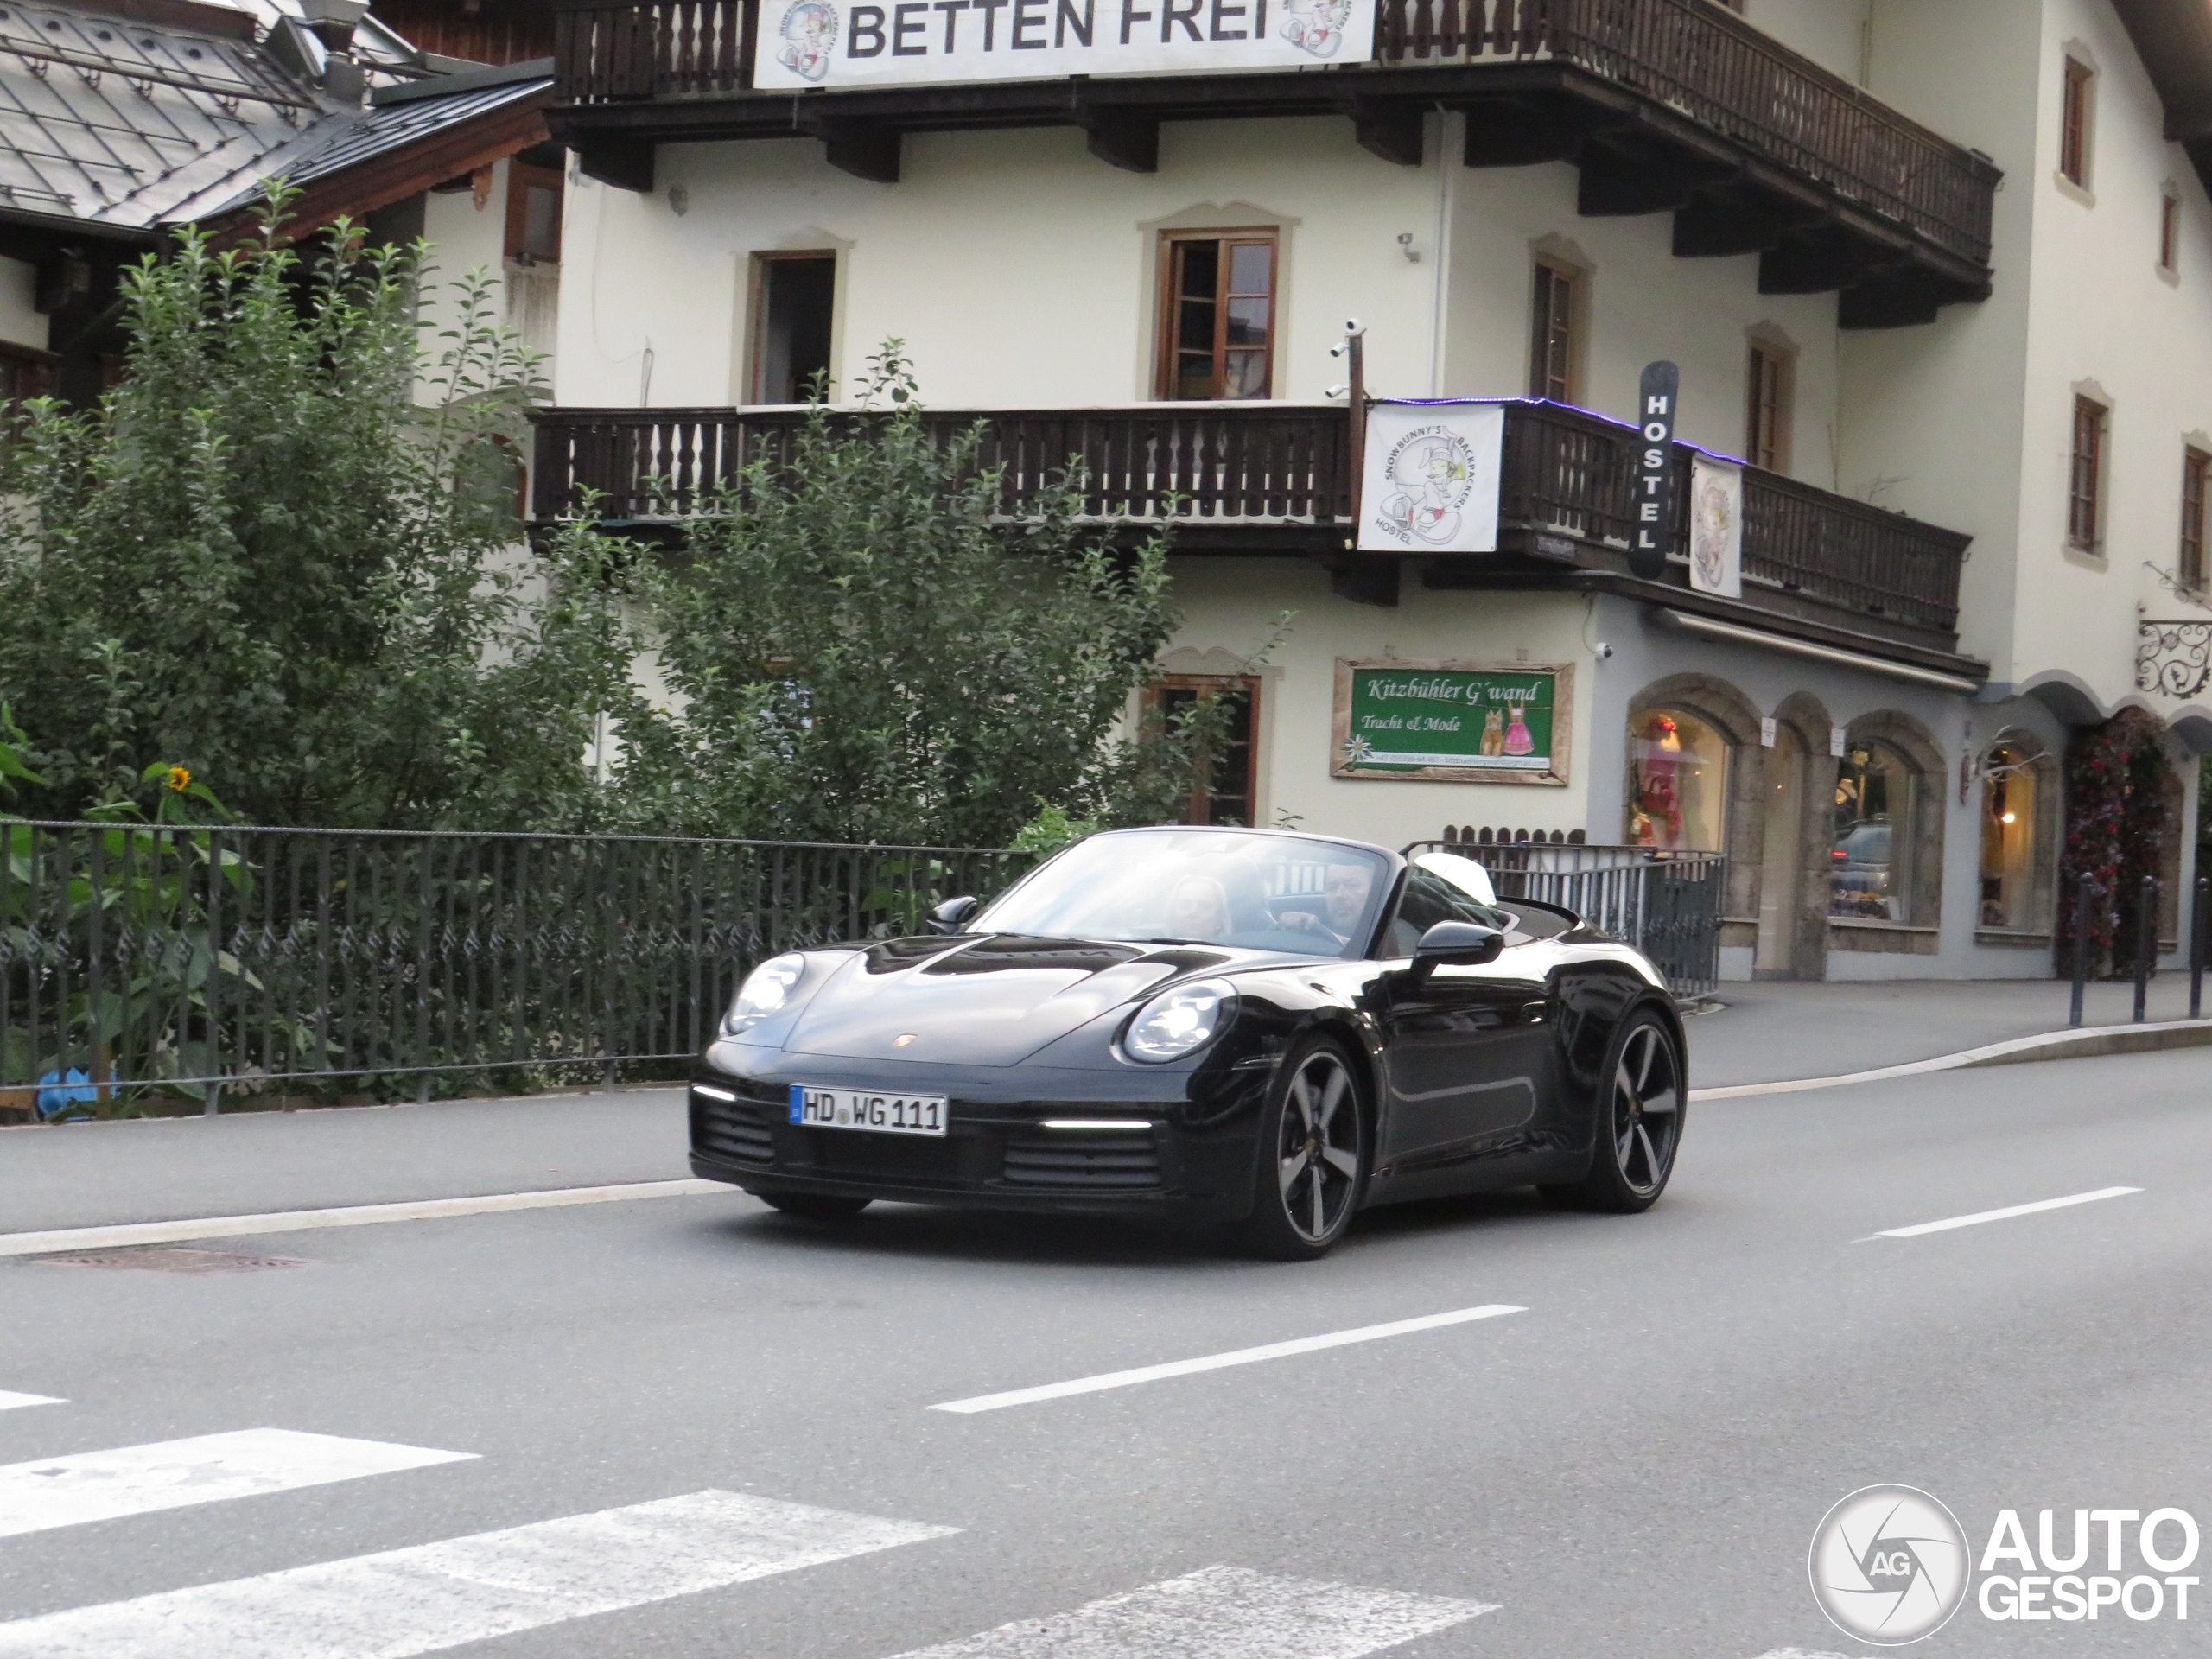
[2,1046,2208,1657]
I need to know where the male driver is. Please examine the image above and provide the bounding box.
[1281,861,1374,947]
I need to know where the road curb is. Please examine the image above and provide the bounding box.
[1690,1017,2212,1101]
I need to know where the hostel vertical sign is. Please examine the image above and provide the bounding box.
[1630,361,1678,580]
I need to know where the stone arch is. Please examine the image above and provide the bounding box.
[1837,709,1947,937]
[1625,671,1762,937]
[1761,690,1837,978]
[1975,723,2063,938]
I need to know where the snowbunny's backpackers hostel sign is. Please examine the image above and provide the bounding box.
[1355,401,1506,555]
[1332,660,1573,787]
[753,0,1378,89]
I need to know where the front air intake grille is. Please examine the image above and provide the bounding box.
[693,1093,775,1166]
[1001,1129,1160,1190]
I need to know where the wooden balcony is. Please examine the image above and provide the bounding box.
[550,0,1997,326]
[529,399,1974,659]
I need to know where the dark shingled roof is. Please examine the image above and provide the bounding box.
[0,0,545,234]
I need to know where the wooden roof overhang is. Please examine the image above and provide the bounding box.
[550,55,1992,328]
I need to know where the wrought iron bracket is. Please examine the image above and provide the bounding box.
[2137,619,2212,698]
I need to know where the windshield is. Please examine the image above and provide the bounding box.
[976,830,1394,959]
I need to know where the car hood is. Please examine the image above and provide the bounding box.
[782,933,1270,1066]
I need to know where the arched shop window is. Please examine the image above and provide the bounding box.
[1626,710,1729,850]
[1830,744,1917,922]
[1979,739,2050,931]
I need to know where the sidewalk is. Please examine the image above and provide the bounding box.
[1688,976,2206,1089]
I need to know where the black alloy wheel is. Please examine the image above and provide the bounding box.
[1544,1009,1684,1213]
[754,1191,873,1221]
[1243,1038,1366,1260]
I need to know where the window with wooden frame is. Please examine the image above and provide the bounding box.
[505,161,563,265]
[747,252,837,404]
[1529,259,1577,402]
[0,339,56,404]
[2069,395,2107,548]
[1745,340,1791,472]
[1146,675,1260,826]
[2059,57,2094,188]
[2182,447,2209,592]
[2160,188,2182,275]
[1157,233,1276,401]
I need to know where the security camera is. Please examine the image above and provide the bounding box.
[1329,341,1348,359]
[1324,383,1350,400]
[1594,641,1615,660]
[1397,232,1420,264]
[1344,317,1365,337]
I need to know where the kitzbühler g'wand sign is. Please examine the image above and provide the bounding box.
[753,0,1377,88]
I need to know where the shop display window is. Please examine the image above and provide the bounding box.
[1831,746,1915,922]
[1978,742,2045,931]
[1627,710,1728,850]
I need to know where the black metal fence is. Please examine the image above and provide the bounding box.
[0,823,1031,1115]
[1412,836,1726,998]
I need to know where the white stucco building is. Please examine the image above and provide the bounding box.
[536,0,2212,982]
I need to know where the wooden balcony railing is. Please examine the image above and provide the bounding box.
[530,400,1967,639]
[1374,0,1996,268]
[555,0,747,102]
[531,405,1354,525]
[1498,402,1968,635]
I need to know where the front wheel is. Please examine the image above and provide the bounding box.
[754,1190,872,1221]
[1541,1009,1684,1213]
[1239,1038,1367,1261]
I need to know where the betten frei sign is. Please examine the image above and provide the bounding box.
[751,0,1377,90]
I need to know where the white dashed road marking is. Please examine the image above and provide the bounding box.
[1866,1185,2142,1239]
[0,1391,62,1412]
[0,1489,958,1659]
[0,1427,474,1539]
[885,1565,1497,1659]
[931,1305,1525,1414]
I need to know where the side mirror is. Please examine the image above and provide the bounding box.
[925,895,979,935]
[1409,919,1504,979]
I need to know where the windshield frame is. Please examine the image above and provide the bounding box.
[972,827,1402,961]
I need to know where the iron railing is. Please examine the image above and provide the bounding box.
[0,823,1031,1112]
[1413,833,1725,997]
[552,0,1996,271]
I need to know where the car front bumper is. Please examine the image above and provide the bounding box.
[686,1050,1268,1221]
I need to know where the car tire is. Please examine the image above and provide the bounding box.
[1238,1036,1368,1262]
[754,1191,873,1221]
[1541,1007,1685,1214]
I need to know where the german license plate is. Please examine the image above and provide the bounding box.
[789,1085,948,1138]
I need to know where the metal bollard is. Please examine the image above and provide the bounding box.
[2133,874,2156,1023]
[2194,874,2208,1021]
[2069,877,2092,1028]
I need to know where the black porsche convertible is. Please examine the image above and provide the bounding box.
[689,826,1685,1259]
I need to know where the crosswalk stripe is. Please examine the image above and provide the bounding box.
[0,1428,474,1539]
[0,1489,958,1659]
[0,1391,63,1412]
[884,1565,1497,1659]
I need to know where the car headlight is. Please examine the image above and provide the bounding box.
[722,953,806,1036]
[1123,978,1235,1063]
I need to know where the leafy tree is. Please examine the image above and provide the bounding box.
[610,345,1228,847]
[0,206,638,829]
